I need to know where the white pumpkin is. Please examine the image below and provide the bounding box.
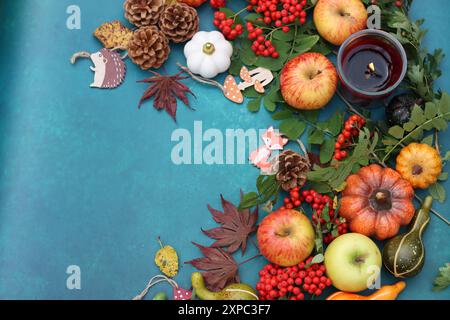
[184,31,233,79]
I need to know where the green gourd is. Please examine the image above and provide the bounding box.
[382,196,432,278]
[152,292,168,300]
[191,272,258,300]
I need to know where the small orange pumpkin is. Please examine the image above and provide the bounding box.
[339,164,415,240]
[396,143,442,189]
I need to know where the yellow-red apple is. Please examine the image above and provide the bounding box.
[257,209,315,267]
[314,0,368,46]
[280,52,337,110]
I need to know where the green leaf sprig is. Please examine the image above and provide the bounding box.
[382,93,450,162]
[306,129,380,192]
[239,175,280,210]
[383,5,444,101]
[433,263,450,292]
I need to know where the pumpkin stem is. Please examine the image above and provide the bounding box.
[370,190,392,211]
[412,164,423,175]
[203,42,216,55]
[375,191,388,202]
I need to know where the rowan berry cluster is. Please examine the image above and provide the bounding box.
[256,257,333,300]
[280,188,348,244]
[334,115,366,161]
[247,0,308,33]
[213,11,244,40]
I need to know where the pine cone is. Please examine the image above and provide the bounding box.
[158,3,199,43]
[124,0,165,27]
[276,150,310,192]
[128,26,170,70]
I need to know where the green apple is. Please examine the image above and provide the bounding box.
[324,233,382,292]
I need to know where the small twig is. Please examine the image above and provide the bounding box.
[434,130,441,154]
[177,63,224,90]
[238,254,262,267]
[336,89,367,120]
[70,51,90,64]
[249,237,259,251]
[415,194,450,226]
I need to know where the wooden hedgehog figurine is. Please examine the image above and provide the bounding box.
[71,48,126,89]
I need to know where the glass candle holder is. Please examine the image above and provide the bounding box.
[337,29,408,107]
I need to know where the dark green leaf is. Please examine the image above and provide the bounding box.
[264,97,277,112]
[309,181,332,193]
[388,126,405,139]
[229,56,243,76]
[424,102,438,119]
[403,121,416,132]
[326,112,344,136]
[294,35,320,54]
[443,151,450,161]
[272,109,293,120]
[303,110,319,123]
[255,56,286,71]
[429,183,446,203]
[308,128,325,145]
[410,105,426,125]
[240,48,258,66]
[433,263,450,292]
[438,172,448,181]
[320,139,336,164]
[280,118,306,140]
[244,13,262,22]
[247,97,262,113]
[421,134,434,145]
[239,192,260,209]
[273,29,295,41]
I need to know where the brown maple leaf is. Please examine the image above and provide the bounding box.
[185,243,239,292]
[202,194,258,255]
[137,71,195,121]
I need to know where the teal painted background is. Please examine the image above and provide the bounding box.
[0,0,449,300]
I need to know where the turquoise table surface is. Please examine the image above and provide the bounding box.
[0,0,449,300]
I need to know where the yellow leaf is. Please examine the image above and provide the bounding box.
[94,21,133,50]
[334,182,347,193]
[154,237,179,278]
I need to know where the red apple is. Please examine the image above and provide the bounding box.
[257,209,315,267]
[314,0,368,46]
[280,52,337,110]
[178,0,207,7]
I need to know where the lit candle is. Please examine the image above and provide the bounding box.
[337,29,407,106]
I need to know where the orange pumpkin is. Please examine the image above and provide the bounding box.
[339,164,415,240]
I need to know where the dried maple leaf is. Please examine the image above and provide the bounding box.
[137,71,195,121]
[186,243,239,292]
[202,194,258,255]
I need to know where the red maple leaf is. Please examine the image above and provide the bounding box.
[186,243,239,292]
[202,194,258,255]
[137,71,195,121]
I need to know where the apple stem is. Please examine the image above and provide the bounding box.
[157,236,164,249]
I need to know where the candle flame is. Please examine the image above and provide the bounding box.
[368,62,375,73]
